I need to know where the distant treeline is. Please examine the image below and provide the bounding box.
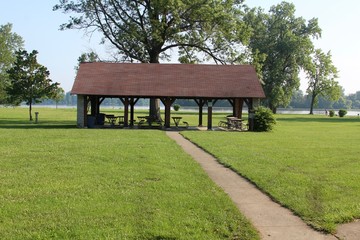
[288,90,360,109]
[39,90,360,109]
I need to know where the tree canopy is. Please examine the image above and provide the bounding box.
[54,0,249,64]
[244,2,321,113]
[6,50,60,120]
[0,23,24,103]
[54,0,249,119]
[75,51,100,71]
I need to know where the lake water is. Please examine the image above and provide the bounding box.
[20,105,360,117]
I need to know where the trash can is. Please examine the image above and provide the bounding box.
[35,112,39,124]
[96,113,105,125]
[87,115,96,128]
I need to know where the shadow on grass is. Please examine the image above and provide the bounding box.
[0,119,77,129]
[276,116,360,123]
[149,236,177,240]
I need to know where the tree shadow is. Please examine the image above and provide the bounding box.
[276,116,360,124]
[147,236,177,240]
[0,119,77,129]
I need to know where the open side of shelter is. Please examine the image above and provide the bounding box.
[71,62,265,130]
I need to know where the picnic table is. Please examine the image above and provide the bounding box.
[137,116,148,126]
[137,116,163,128]
[105,115,124,127]
[105,115,118,126]
[218,116,246,131]
[172,116,182,127]
[172,116,189,128]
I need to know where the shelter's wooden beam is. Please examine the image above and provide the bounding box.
[99,97,105,105]
[159,98,175,106]
[207,99,213,130]
[129,98,139,127]
[96,97,101,116]
[243,98,250,107]
[122,98,130,127]
[90,96,97,116]
[194,98,206,127]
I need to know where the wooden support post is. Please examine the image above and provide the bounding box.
[90,96,97,116]
[232,100,236,116]
[164,98,171,128]
[207,99,213,130]
[96,96,100,116]
[199,100,203,127]
[195,99,205,127]
[123,98,129,127]
[130,98,139,127]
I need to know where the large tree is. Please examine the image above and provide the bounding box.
[6,50,60,121]
[305,49,340,114]
[0,23,24,103]
[244,2,321,113]
[54,0,248,118]
[53,87,66,109]
[75,51,100,71]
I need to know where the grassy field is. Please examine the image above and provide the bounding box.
[182,114,360,233]
[0,107,259,239]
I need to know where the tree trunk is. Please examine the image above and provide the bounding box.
[149,98,161,120]
[149,53,162,120]
[309,93,316,115]
[269,103,277,114]
[29,102,33,121]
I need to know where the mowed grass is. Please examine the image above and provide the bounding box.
[182,114,360,233]
[0,107,259,239]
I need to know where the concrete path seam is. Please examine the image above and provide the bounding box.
[166,131,338,240]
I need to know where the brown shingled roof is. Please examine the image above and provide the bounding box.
[71,62,265,98]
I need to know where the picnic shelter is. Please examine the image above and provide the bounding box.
[71,62,265,130]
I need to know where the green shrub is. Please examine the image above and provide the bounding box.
[253,106,276,132]
[173,104,181,111]
[329,110,335,117]
[338,109,347,117]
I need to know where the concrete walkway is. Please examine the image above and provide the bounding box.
[336,221,360,240]
[166,131,339,240]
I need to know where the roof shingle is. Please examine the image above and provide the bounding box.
[71,62,265,98]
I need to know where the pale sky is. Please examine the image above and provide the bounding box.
[1,1,359,94]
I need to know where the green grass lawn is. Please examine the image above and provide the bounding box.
[182,114,360,233]
[0,107,259,239]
